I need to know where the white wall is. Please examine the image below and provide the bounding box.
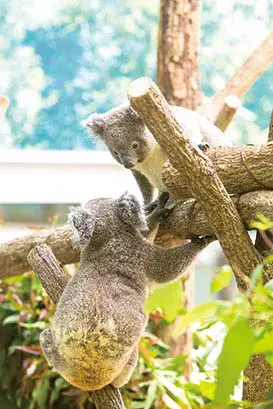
[0,149,142,204]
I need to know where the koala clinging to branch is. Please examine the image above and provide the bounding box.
[40,193,213,391]
[85,104,231,205]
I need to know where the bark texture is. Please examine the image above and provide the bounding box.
[201,31,273,123]
[162,143,273,201]
[214,95,241,132]
[27,244,125,409]
[128,77,261,287]
[157,0,202,109]
[0,226,79,279]
[242,111,273,402]
[1,191,273,279]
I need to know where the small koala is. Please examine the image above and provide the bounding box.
[85,104,231,205]
[39,193,213,391]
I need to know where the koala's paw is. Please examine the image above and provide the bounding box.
[146,192,175,230]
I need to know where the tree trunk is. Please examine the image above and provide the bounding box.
[156,0,202,373]
[242,112,273,402]
[157,0,203,109]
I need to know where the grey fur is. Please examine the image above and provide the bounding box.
[85,104,231,204]
[40,194,212,391]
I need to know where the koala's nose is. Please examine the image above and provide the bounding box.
[120,154,134,169]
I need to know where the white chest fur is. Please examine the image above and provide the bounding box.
[134,144,167,192]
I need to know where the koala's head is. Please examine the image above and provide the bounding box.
[68,193,148,248]
[85,104,156,169]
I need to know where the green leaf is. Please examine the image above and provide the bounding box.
[2,315,20,325]
[162,394,183,409]
[157,372,186,400]
[211,267,233,294]
[265,278,273,291]
[19,321,47,330]
[174,301,228,336]
[250,213,273,231]
[250,265,263,285]
[200,381,216,400]
[215,319,255,405]
[144,380,157,409]
[145,279,182,322]
[254,333,273,354]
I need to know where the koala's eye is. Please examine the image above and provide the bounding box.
[113,150,118,156]
[132,142,139,150]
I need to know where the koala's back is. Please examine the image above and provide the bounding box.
[51,239,148,390]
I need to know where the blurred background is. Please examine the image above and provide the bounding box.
[1,0,273,302]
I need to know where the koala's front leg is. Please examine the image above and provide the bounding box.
[145,236,215,283]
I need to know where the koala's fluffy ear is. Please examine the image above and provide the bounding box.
[117,192,148,233]
[68,206,95,246]
[84,113,105,137]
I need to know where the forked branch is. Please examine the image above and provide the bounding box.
[201,31,273,127]
[128,77,262,288]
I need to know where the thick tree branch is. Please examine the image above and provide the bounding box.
[0,226,80,279]
[27,244,125,409]
[201,31,273,124]
[157,0,202,109]
[159,191,273,239]
[27,245,69,303]
[162,142,273,201]
[1,191,273,279]
[128,77,261,287]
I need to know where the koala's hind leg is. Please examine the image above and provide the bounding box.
[40,328,65,371]
[111,346,138,388]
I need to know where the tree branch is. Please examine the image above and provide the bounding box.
[214,95,241,132]
[127,77,261,288]
[1,190,273,279]
[201,31,273,124]
[27,245,69,303]
[159,191,273,240]
[162,142,273,201]
[0,226,80,279]
[27,244,125,409]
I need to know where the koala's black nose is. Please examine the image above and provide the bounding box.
[120,154,134,169]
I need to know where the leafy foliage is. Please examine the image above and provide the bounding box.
[2,246,273,408]
[1,0,273,149]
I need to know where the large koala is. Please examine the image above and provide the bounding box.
[39,193,213,391]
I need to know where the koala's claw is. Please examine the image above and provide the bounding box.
[191,235,216,247]
[198,142,210,152]
[145,192,170,215]
[144,200,159,215]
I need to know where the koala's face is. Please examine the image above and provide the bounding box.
[85,104,156,169]
[68,194,147,248]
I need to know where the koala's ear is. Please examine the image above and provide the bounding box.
[68,206,95,246]
[117,192,148,233]
[84,113,105,137]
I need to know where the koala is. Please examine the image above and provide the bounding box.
[39,193,213,391]
[85,104,231,205]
